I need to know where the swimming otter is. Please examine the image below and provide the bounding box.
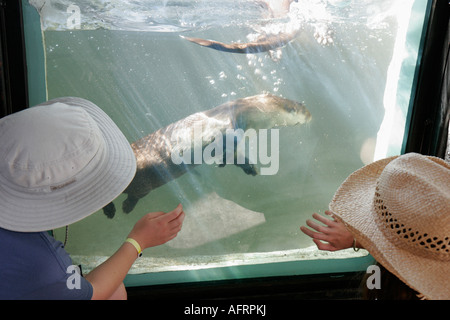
[103,94,311,218]
[180,0,299,54]
[180,31,300,54]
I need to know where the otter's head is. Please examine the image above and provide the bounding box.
[237,94,311,130]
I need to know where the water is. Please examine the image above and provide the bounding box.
[32,0,425,275]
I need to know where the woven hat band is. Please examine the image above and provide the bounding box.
[373,156,450,261]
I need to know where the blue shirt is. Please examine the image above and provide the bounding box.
[0,227,93,300]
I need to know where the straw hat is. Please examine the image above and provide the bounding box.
[329,153,450,300]
[0,97,136,232]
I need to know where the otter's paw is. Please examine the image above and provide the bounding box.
[103,202,116,219]
[122,196,138,214]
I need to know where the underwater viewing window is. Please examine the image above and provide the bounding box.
[19,0,437,288]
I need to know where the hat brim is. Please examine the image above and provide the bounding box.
[0,97,136,232]
[329,155,449,300]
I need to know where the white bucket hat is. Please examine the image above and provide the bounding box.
[329,153,450,300]
[0,97,136,232]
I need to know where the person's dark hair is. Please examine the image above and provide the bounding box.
[361,263,420,300]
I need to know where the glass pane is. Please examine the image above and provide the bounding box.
[26,0,430,282]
